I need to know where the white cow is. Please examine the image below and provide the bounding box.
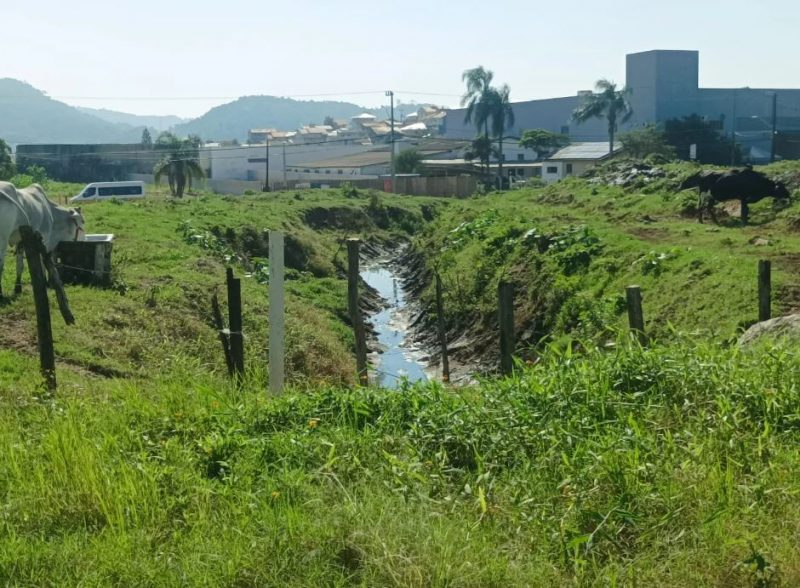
[0,182,86,297]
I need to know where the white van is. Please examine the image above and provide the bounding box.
[70,181,146,202]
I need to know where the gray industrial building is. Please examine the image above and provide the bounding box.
[443,50,800,163]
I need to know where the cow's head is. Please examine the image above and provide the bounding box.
[69,207,86,241]
[773,182,791,201]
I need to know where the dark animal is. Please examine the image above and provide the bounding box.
[680,167,790,224]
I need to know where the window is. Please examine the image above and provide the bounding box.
[83,187,96,197]
[517,168,524,175]
[566,163,573,174]
[338,170,343,175]
[517,154,525,161]
[325,170,331,174]
[547,166,558,174]
[98,185,142,196]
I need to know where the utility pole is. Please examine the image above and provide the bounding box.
[770,91,778,164]
[386,90,395,193]
[282,142,288,188]
[263,137,270,192]
[730,89,738,166]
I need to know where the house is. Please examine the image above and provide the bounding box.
[294,125,332,144]
[248,129,296,144]
[541,142,621,183]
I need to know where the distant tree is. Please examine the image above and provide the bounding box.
[464,135,498,185]
[663,114,741,165]
[572,79,633,153]
[519,129,570,159]
[323,115,337,128]
[396,148,423,174]
[461,66,495,139]
[618,125,676,160]
[153,132,204,197]
[141,128,153,148]
[488,85,515,186]
[0,139,15,180]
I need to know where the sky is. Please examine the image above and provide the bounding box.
[2,0,799,119]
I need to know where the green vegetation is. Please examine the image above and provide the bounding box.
[395,148,423,174]
[461,66,516,183]
[0,183,440,384]
[519,128,571,159]
[665,114,741,165]
[619,124,676,161]
[0,138,15,180]
[3,163,800,584]
[415,161,800,355]
[153,133,205,198]
[573,79,633,153]
[1,339,799,585]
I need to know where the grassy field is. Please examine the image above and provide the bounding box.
[1,341,799,585]
[2,167,800,585]
[1,182,442,385]
[413,162,800,369]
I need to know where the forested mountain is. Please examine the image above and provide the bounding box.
[0,79,143,145]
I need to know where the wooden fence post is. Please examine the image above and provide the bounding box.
[758,259,771,322]
[347,239,368,385]
[211,293,234,376]
[435,273,450,382]
[226,268,245,382]
[498,281,515,376]
[626,285,647,346]
[19,226,56,391]
[268,231,285,395]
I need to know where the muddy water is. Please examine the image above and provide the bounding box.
[361,263,428,388]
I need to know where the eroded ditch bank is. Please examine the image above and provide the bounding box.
[359,240,484,386]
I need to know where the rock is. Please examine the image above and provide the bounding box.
[749,236,771,246]
[739,314,800,347]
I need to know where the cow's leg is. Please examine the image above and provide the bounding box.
[0,250,4,299]
[740,198,749,226]
[697,193,704,223]
[14,246,24,295]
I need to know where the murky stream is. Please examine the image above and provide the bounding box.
[361,264,428,388]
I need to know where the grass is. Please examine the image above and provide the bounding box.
[1,340,799,585]
[414,162,800,361]
[0,183,443,384]
[3,164,800,584]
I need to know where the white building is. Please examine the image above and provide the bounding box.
[541,142,620,183]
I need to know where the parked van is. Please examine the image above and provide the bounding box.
[70,181,145,202]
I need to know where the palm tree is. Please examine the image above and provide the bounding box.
[153,132,204,198]
[464,135,497,187]
[489,85,515,188]
[572,79,633,153]
[461,66,495,140]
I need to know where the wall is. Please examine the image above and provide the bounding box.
[443,96,608,142]
[541,159,601,184]
[205,142,373,181]
[16,144,160,183]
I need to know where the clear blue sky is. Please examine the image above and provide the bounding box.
[3,0,799,118]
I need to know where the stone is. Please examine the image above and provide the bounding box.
[739,314,800,347]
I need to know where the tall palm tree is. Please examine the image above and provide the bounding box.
[489,85,515,188]
[464,135,497,186]
[572,79,633,154]
[461,66,494,140]
[153,132,204,198]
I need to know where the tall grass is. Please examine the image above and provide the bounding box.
[1,341,798,585]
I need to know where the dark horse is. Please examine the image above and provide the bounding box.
[680,167,790,224]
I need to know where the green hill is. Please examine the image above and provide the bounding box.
[0,79,143,145]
